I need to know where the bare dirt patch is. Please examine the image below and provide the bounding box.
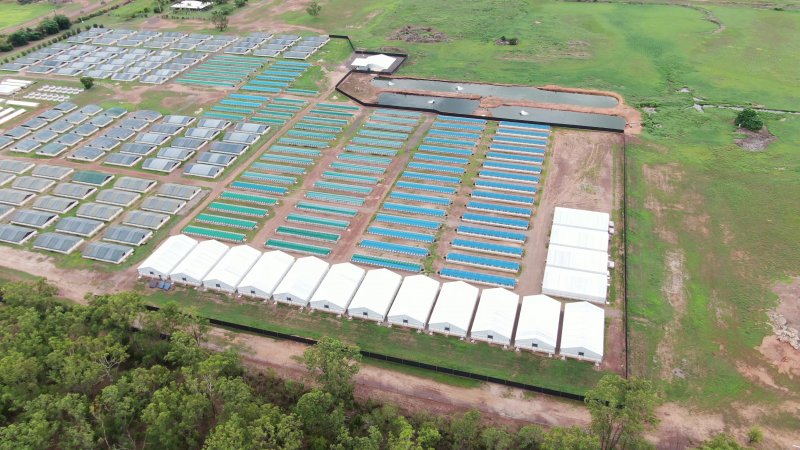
[656,251,688,381]
[389,25,449,43]
[734,126,776,151]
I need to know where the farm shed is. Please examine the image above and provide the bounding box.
[273,256,329,306]
[137,234,198,279]
[546,244,609,276]
[560,301,605,363]
[309,263,366,314]
[347,268,402,322]
[552,206,611,232]
[386,274,440,329]
[548,224,609,252]
[514,294,561,354]
[541,265,608,304]
[202,245,261,293]
[427,281,479,338]
[469,288,519,345]
[170,239,230,286]
[237,250,295,300]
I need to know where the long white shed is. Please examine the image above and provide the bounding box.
[387,274,440,330]
[546,244,609,275]
[560,301,605,363]
[514,294,561,354]
[552,206,610,232]
[347,268,402,322]
[202,245,261,293]
[309,263,365,314]
[169,239,229,286]
[542,265,608,304]
[137,234,197,279]
[273,256,329,306]
[236,250,295,300]
[549,224,609,252]
[427,281,479,338]
[469,288,519,345]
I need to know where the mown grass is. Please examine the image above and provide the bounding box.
[143,285,606,395]
[281,0,800,413]
[0,0,58,31]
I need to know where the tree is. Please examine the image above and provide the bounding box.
[234,0,246,7]
[541,426,599,450]
[302,336,361,401]
[54,14,71,30]
[8,30,30,47]
[516,424,546,449]
[695,433,747,450]
[294,389,345,444]
[306,1,321,16]
[448,410,482,450]
[481,426,515,450]
[735,108,764,131]
[79,76,94,89]
[211,10,229,31]
[584,374,660,450]
[37,19,60,36]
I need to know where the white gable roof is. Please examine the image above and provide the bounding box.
[470,288,518,338]
[428,281,479,330]
[310,263,365,309]
[388,274,440,322]
[170,239,229,282]
[237,250,295,297]
[515,294,561,347]
[203,245,260,289]
[138,234,197,276]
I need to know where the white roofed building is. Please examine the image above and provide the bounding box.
[137,234,197,279]
[351,54,397,72]
[549,224,609,252]
[542,266,608,304]
[469,288,519,346]
[171,0,212,10]
[347,268,402,322]
[552,207,611,232]
[427,281,479,338]
[560,301,605,363]
[546,244,609,276]
[202,245,260,293]
[387,274,440,330]
[273,256,329,306]
[309,263,365,314]
[514,294,561,354]
[237,250,295,300]
[169,240,229,286]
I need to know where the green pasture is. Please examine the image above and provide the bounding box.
[0,1,57,31]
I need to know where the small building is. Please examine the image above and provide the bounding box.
[273,256,329,307]
[237,250,295,300]
[347,268,402,322]
[137,234,197,279]
[169,239,229,286]
[309,263,366,314]
[560,301,605,363]
[541,265,608,304]
[427,281,479,338]
[351,54,397,72]
[469,288,519,346]
[514,294,561,354]
[202,245,261,293]
[386,274,439,330]
[171,0,212,10]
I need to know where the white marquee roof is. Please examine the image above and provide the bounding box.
[560,301,605,358]
[542,265,608,304]
[515,294,561,348]
[552,206,610,232]
[274,256,329,301]
[351,54,396,72]
[428,281,479,330]
[310,263,365,309]
[237,250,295,297]
[348,268,402,315]
[170,239,229,282]
[203,245,260,289]
[137,234,197,276]
[546,244,609,275]
[470,288,519,338]
[549,224,609,252]
[388,274,440,322]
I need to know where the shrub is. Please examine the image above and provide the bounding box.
[80,76,94,90]
[8,31,29,47]
[306,1,321,16]
[0,44,11,53]
[509,37,519,45]
[54,14,71,30]
[747,427,764,444]
[234,0,246,7]
[735,108,764,131]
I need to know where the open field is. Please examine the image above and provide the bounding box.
[0,0,59,31]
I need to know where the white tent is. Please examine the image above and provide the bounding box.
[549,224,609,252]
[387,274,440,329]
[273,256,329,306]
[347,268,402,322]
[202,245,261,293]
[514,294,561,354]
[351,54,396,72]
[552,207,610,232]
[469,288,519,345]
[542,265,608,304]
[546,244,609,275]
[169,240,229,286]
[560,301,604,362]
[427,281,479,338]
[137,234,197,279]
[171,0,212,10]
[309,263,365,314]
[237,250,295,300]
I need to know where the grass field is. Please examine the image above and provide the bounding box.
[143,285,606,395]
[279,0,800,420]
[0,0,58,31]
